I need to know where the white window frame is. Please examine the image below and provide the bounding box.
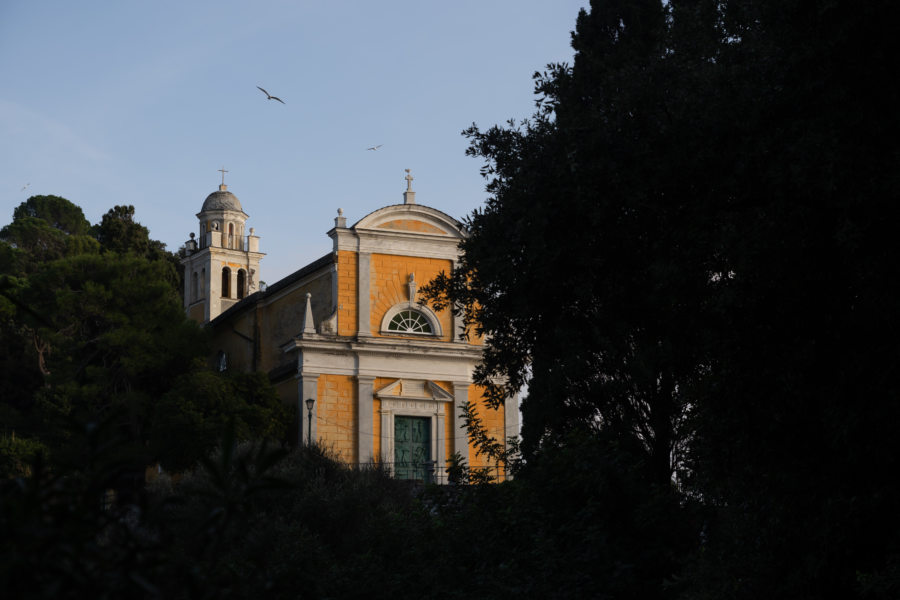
[380,302,442,337]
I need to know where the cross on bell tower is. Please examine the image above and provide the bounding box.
[180,169,265,323]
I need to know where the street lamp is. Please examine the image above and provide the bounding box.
[305,397,315,447]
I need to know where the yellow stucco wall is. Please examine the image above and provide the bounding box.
[317,374,357,462]
[468,384,506,469]
[337,250,358,336]
[375,219,447,234]
[369,253,453,341]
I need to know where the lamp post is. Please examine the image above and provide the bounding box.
[305,397,315,447]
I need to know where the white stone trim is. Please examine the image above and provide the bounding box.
[505,392,520,442]
[329,228,463,260]
[357,375,375,464]
[376,379,452,479]
[353,204,465,236]
[357,252,371,337]
[452,382,470,466]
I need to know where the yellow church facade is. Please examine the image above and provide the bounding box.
[181,172,516,482]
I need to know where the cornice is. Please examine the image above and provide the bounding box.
[281,334,482,361]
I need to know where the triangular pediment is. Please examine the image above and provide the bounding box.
[375,379,454,402]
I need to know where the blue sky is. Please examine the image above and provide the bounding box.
[1,1,586,284]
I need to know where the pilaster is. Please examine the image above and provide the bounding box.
[356,375,375,464]
[452,381,470,465]
[357,251,371,337]
[504,393,520,444]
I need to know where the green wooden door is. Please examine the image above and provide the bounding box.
[394,416,431,481]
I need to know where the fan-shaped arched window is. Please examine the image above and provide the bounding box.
[237,269,246,299]
[222,267,231,298]
[387,309,433,334]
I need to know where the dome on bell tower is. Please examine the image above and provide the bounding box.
[202,184,243,212]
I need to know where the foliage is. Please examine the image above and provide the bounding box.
[0,196,97,275]
[0,419,169,599]
[151,441,432,599]
[0,195,277,478]
[152,431,691,599]
[11,195,91,236]
[423,0,900,597]
[13,252,204,460]
[152,370,292,471]
[92,204,183,290]
[0,432,47,478]
[0,421,691,600]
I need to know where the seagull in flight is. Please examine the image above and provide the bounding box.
[21,183,30,191]
[366,144,383,151]
[257,86,285,104]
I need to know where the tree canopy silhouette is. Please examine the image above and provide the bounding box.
[423,0,900,596]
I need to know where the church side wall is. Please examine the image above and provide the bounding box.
[188,303,205,323]
[258,274,332,372]
[209,310,255,372]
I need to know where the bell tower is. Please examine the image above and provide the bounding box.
[181,169,264,323]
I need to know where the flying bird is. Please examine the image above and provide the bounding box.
[257,86,285,104]
[366,144,383,151]
[21,183,29,191]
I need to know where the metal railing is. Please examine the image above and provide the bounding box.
[347,461,508,484]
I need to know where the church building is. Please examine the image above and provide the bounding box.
[181,170,516,482]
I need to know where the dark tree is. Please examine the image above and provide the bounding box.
[11,195,91,236]
[92,204,184,295]
[2,196,287,481]
[424,0,900,596]
[424,0,706,486]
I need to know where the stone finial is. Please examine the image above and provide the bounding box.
[302,292,316,335]
[335,208,347,228]
[403,169,416,204]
